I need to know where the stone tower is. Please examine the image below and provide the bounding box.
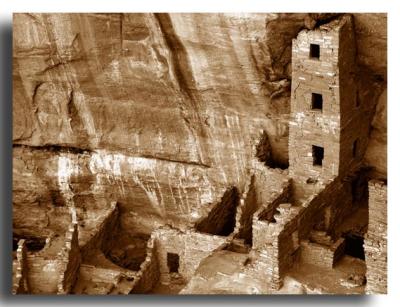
[289,15,368,200]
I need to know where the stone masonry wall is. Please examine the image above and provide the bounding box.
[250,171,354,290]
[364,180,387,294]
[252,186,291,250]
[247,166,308,290]
[251,203,300,289]
[57,208,82,294]
[130,233,161,294]
[277,208,301,284]
[154,227,228,283]
[289,20,341,199]
[300,238,345,269]
[251,161,290,207]
[12,239,29,294]
[24,209,82,295]
[25,256,62,294]
[231,174,254,244]
[297,175,353,242]
[76,264,126,293]
[235,162,291,245]
[288,15,369,202]
[258,186,291,223]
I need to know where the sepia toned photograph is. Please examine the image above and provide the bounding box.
[12,13,387,295]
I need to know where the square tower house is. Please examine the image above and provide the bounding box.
[289,15,366,199]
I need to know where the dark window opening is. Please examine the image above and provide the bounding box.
[310,44,320,59]
[306,177,318,184]
[311,93,323,110]
[167,252,180,273]
[356,94,360,107]
[312,145,324,166]
[344,234,365,260]
[13,238,19,252]
[13,235,46,252]
[352,139,359,158]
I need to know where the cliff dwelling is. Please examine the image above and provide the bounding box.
[12,13,387,295]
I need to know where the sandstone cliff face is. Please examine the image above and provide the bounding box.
[13,13,386,236]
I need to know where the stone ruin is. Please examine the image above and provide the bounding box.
[12,14,387,295]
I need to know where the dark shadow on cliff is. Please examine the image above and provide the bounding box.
[153,13,210,166]
[195,187,240,236]
[154,13,199,107]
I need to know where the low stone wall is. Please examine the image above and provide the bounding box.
[235,165,291,245]
[258,187,291,222]
[153,226,228,283]
[251,203,300,289]
[250,162,290,207]
[247,173,296,290]
[12,239,29,294]
[232,174,254,243]
[252,182,291,249]
[26,255,61,294]
[130,232,160,294]
[75,264,138,294]
[364,180,387,294]
[79,264,123,283]
[300,238,345,269]
[57,208,82,294]
[25,214,82,295]
[296,173,354,241]
[250,166,357,290]
[22,204,119,294]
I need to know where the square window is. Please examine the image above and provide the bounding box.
[344,234,365,260]
[310,44,320,59]
[311,93,323,110]
[167,252,180,273]
[312,145,324,166]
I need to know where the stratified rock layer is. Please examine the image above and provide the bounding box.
[13,13,386,236]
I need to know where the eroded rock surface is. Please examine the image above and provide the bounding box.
[13,13,386,231]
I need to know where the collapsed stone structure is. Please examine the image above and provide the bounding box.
[12,14,387,295]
